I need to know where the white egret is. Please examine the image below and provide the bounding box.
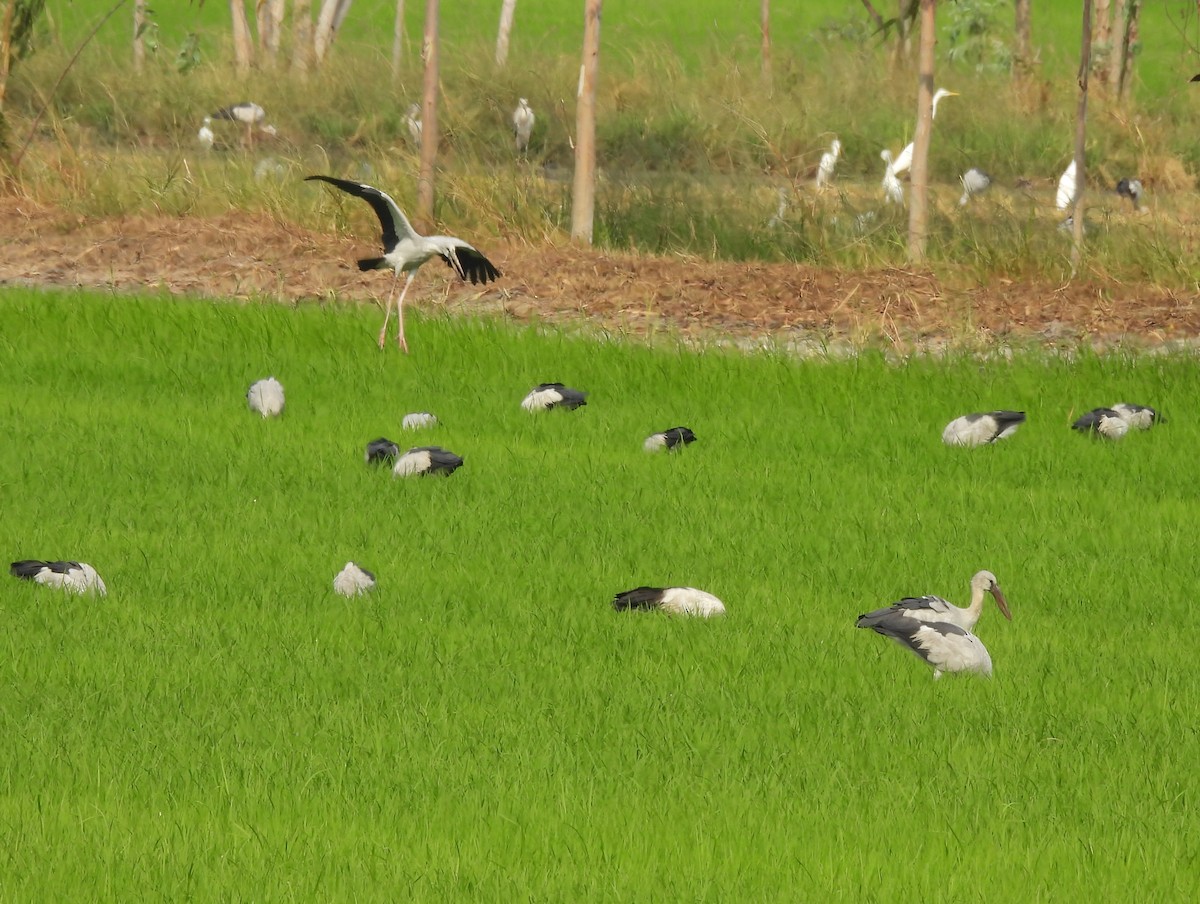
[880,150,904,205]
[816,139,841,190]
[198,116,215,150]
[1056,159,1078,211]
[890,88,958,176]
[405,104,422,146]
[512,98,535,154]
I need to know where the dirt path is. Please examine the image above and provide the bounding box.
[2,197,1197,349]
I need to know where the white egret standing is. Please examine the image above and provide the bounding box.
[942,410,1026,447]
[958,168,992,206]
[613,586,726,618]
[816,139,841,190]
[11,560,107,596]
[405,104,422,146]
[333,562,376,597]
[306,175,502,353]
[890,88,958,177]
[880,150,904,205]
[247,377,285,417]
[198,116,215,150]
[1056,160,1078,211]
[512,98,535,154]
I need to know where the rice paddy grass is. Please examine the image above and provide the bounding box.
[3,286,1200,899]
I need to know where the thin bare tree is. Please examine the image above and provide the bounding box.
[571,0,602,244]
[1109,0,1139,99]
[858,0,885,32]
[256,0,286,61]
[495,0,516,67]
[133,0,146,71]
[1071,0,1093,275]
[907,0,936,264]
[1014,0,1032,74]
[392,0,405,81]
[230,0,254,73]
[760,0,771,86]
[292,0,312,73]
[314,0,353,64]
[416,0,439,224]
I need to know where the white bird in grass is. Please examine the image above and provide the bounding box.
[816,138,841,190]
[958,168,992,206]
[198,116,215,150]
[856,570,1011,679]
[1072,408,1130,440]
[766,186,789,229]
[513,98,535,154]
[880,150,904,205]
[405,104,422,146]
[613,586,726,618]
[333,562,376,597]
[402,412,439,430]
[306,175,502,353]
[889,88,958,177]
[1056,159,1078,211]
[643,426,697,452]
[247,377,285,417]
[11,560,107,596]
[521,383,588,412]
[1111,402,1161,430]
[393,446,464,477]
[942,410,1026,447]
[212,101,276,147]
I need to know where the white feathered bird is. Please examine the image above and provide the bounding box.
[1056,159,1078,211]
[890,88,958,177]
[512,98,535,154]
[613,586,726,618]
[880,150,904,205]
[392,446,464,477]
[333,562,376,597]
[402,412,439,430]
[958,168,992,206]
[1072,408,1130,440]
[11,560,107,596]
[521,383,588,412]
[198,116,215,150]
[942,410,1026,447]
[247,377,285,417]
[816,139,841,190]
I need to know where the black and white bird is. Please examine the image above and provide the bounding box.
[612,586,726,618]
[959,168,992,206]
[212,101,276,146]
[1072,408,1129,440]
[1116,178,1143,211]
[11,560,107,596]
[198,116,215,150]
[402,412,439,430]
[512,98,535,154]
[333,561,376,597]
[365,437,401,465]
[941,410,1026,447]
[856,570,1010,679]
[815,138,841,190]
[521,383,588,412]
[643,426,697,453]
[1111,402,1161,430]
[404,103,422,146]
[392,446,464,477]
[306,175,502,353]
[247,377,285,417]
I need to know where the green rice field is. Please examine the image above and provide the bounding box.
[3,286,1200,899]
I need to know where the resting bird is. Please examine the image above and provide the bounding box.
[247,377,285,417]
[1072,408,1129,440]
[333,562,376,597]
[365,438,401,465]
[306,175,501,353]
[1110,402,1161,430]
[958,168,992,206]
[402,412,439,430]
[612,586,726,618]
[521,383,588,412]
[11,560,107,596]
[1116,178,1143,211]
[941,411,1026,447]
[643,426,697,452]
[392,446,464,477]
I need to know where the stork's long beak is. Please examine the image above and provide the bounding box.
[991,586,1012,620]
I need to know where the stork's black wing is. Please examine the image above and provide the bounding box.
[305,175,416,251]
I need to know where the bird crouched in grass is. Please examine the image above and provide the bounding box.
[521,383,588,412]
[247,377,285,417]
[333,562,376,597]
[11,560,107,596]
[1072,408,1130,440]
[392,446,464,478]
[612,586,726,618]
[942,411,1026,447]
[305,175,501,354]
[644,426,697,453]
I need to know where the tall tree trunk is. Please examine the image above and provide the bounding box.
[571,0,602,245]
[760,0,771,87]
[1071,0,1092,276]
[1094,0,1110,49]
[1111,0,1139,100]
[1107,0,1124,89]
[907,0,936,264]
[314,0,352,64]
[292,0,312,73]
[230,0,254,73]
[0,0,16,111]
[1013,0,1032,74]
[415,0,439,225]
[133,0,146,72]
[495,0,516,67]
[391,0,405,81]
[266,0,285,59]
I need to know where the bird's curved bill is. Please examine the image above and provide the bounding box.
[991,586,1012,620]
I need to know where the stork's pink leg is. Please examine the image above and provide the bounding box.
[377,269,403,349]
[394,271,417,354]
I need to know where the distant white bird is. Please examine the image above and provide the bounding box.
[253,157,287,182]
[393,446,464,477]
[1072,408,1130,440]
[247,377,285,417]
[404,104,422,146]
[306,175,502,353]
[942,410,1026,447]
[521,383,588,412]
[333,562,376,597]
[198,116,215,150]
[880,150,904,205]
[212,101,275,147]
[613,586,726,618]
[958,168,992,206]
[1111,402,1161,430]
[890,88,958,177]
[856,569,1010,679]
[402,412,439,430]
[766,186,789,229]
[1056,159,1078,211]
[1116,178,1143,211]
[512,98,535,154]
[365,437,401,465]
[11,560,107,596]
[643,426,697,453]
[816,138,841,190]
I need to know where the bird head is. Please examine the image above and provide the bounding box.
[933,89,959,102]
[880,149,893,164]
[973,570,1011,620]
[830,139,842,155]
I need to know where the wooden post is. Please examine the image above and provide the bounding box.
[759,0,770,87]
[230,0,254,74]
[906,0,935,264]
[391,0,405,82]
[133,0,146,72]
[571,0,601,245]
[495,0,516,67]
[1071,0,1093,276]
[415,0,439,224]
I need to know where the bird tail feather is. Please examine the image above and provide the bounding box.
[357,257,389,272]
[10,560,49,579]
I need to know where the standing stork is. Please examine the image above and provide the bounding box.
[942,410,1026,447]
[11,560,107,596]
[305,175,502,353]
[857,570,1011,633]
[212,102,276,148]
[512,98,535,154]
[889,88,958,177]
[613,586,726,618]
